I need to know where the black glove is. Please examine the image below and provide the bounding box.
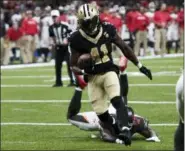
[139,65,152,80]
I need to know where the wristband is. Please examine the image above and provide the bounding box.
[137,62,142,68]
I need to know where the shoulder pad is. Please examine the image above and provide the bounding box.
[69,30,79,42]
[102,21,117,38]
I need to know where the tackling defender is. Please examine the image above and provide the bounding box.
[70,3,152,145]
[67,77,160,144]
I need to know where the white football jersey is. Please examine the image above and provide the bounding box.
[145,11,155,42]
[167,13,179,41]
[40,15,53,48]
[11,13,22,24]
[121,24,130,41]
[67,14,78,32]
[78,104,116,127]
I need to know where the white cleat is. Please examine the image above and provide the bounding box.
[146,136,161,142]
[115,138,124,144]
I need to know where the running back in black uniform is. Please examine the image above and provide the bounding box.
[69,3,152,146]
[70,22,119,75]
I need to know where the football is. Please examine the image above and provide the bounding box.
[77,53,93,69]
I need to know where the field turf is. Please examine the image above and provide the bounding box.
[1,56,183,150]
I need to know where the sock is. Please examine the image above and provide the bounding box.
[174,120,184,151]
[98,110,113,124]
[111,96,130,130]
[120,72,129,105]
[67,87,82,119]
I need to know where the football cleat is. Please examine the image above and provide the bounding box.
[145,129,161,142]
[118,127,132,146]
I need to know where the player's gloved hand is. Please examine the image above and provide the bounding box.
[76,75,87,89]
[137,62,152,80]
[119,56,128,72]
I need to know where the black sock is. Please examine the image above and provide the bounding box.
[111,96,129,130]
[174,120,184,151]
[120,73,129,105]
[98,110,113,124]
[67,87,82,119]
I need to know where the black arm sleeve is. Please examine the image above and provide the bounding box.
[67,89,82,119]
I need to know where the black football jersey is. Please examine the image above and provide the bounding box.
[69,22,119,74]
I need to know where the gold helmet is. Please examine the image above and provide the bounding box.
[77,3,100,35]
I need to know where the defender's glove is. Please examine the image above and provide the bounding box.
[137,62,152,80]
[119,56,128,72]
[76,75,87,89]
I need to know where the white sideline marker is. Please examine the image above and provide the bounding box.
[1,84,176,88]
[1,100,175,104]
[0,122,178,127]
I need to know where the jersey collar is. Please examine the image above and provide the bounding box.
[79,26,103,44]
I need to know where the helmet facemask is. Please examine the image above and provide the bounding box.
[79,15,100,35]
[77,4,100,36]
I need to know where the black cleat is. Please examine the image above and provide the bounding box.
[118,127,132,146]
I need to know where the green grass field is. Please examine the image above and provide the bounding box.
[1,56,184,150]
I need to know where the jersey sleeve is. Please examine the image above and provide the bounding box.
[69,31,81,52]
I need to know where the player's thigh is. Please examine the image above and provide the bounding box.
[104,71,120,100]
[88,77,108,114]
[176,74,184,123]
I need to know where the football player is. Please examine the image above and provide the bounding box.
[67,76,160,144]
[174,73,184,151]
[69,3,152,146]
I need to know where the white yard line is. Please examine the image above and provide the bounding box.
[12,108,38,112]
[1,84,176,88]
[1,66,182,72]
[0,122,178,126]
[1,54,183,70]
[1,75,53,79]
[1,100,175,104]
[1,71,181,79]
[1,141,36,144]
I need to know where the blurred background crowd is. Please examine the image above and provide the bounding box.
[0,0,184,65]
